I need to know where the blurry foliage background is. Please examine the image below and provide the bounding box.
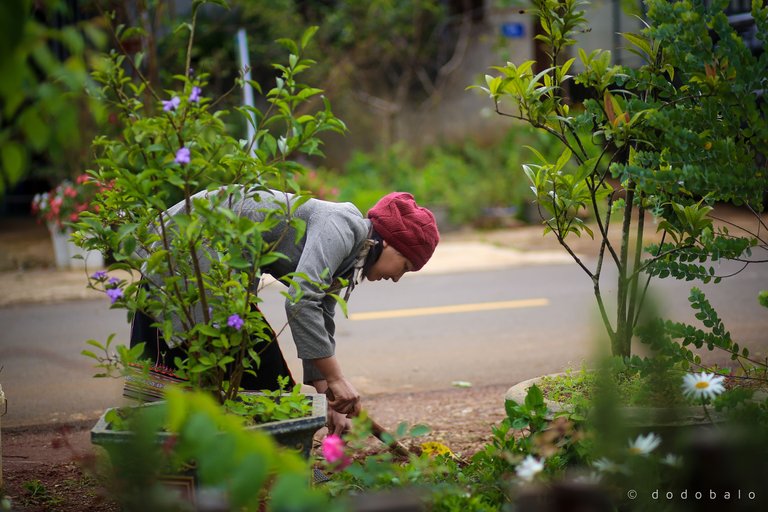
[12,0,759,228]
[0,0,109,209]
[1,0,544,226]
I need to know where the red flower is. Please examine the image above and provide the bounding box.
[30,175,100,228]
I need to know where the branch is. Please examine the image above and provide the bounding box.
[547,217,595,279]
[626,204,645,332]
[710,210,768,247]
[588,147,622,268]
[419,10,473,109]
[95,0,161,103]
[714,260,751,279]
[633,231,666,327]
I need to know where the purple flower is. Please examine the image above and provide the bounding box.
[189,86,202,103]
[107,277,120,286]
[162,96,181,112]
[106,288,123,304]
[175,147,191,165]
[227,314,244,331]
[91,270,107,280]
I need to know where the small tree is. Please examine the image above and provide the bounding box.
[473,0,767,357]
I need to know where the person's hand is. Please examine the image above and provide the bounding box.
[326,377,361,417]
[326,407,353,436]
[309,376,357,436]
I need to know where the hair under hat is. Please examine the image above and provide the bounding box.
[367,192,439,271]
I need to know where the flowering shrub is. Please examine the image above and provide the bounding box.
[76,6,345,403]
[31,174,103,232]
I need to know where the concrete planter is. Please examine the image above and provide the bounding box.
[91,392,326,459]
[48,224,104,270]
[504,373,729,431]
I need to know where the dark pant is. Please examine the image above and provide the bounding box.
[129,309,294,392]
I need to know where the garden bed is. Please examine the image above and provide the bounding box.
[1,384,508,511]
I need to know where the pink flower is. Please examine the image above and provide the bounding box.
[321,434,350,468]
[50,197,63,215]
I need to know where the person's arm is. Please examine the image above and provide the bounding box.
[286,214,355,375]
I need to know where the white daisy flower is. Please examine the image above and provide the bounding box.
[682,372,726,401]
[661,453,682,467]
[573,471,602,484]
[593,457,626,474]
[516,455,544,482]
[628,432,661,456]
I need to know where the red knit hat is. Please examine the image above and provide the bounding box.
[367,192,439,271]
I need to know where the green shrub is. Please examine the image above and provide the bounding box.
[305,125,562,227]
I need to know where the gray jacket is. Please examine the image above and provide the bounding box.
[161,187,372,383]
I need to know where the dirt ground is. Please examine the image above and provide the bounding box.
[0,384,508,512]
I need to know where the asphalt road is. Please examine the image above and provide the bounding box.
[1,258,766,428]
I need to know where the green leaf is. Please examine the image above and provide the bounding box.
[1,141,26,185]
[554,147,572,173]
[19,108,50,151]
[504,399,520,420]
[80,349,98,360]
[61,26,85,55]
[228,453,270,507]
[86,339,106,350]
[524,384,545,410]
[197,324,220,337]
[409,424,431,437]
[328,293,348,318]
[621,32,652,59]
[300,26,319,50]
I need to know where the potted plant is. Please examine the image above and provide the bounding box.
[74,3,344,460]
[90,388,339,511]
[473,0,767,407]
[31,174,105,269]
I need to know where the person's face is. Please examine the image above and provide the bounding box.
[365,240,414,282]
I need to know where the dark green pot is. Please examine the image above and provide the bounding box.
[91,392,327,458]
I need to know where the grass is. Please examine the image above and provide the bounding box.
[23,479,63,508]
[537,366,690,409]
